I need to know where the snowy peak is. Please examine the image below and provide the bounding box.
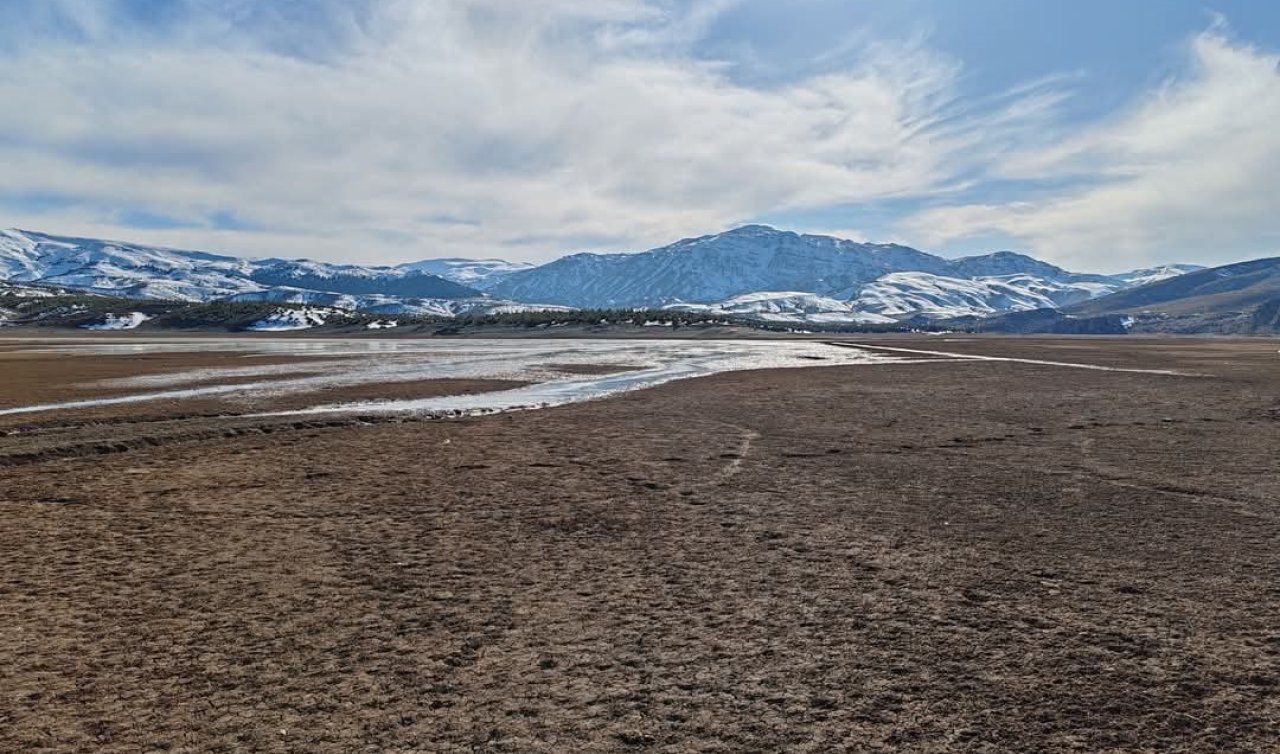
[490,225,955,307]
[669,224,792,247]
[397,257,535,290]
[949,251,1086,282]
[724,224,783,236]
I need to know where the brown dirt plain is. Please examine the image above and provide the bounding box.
[1,336,1278,752]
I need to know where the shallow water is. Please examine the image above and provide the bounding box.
[0,338,907,418]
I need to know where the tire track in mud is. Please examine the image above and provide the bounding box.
[0,415,421,468]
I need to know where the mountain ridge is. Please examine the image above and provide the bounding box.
[0,228,480,302]
[0,224,1217,327]
[490,225,1134,310]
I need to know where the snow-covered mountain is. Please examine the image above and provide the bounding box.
[397,257,535,290]
[247,259,477,299]
[490,225,956,307]
[0,229,479,302]
[849,272,1124,319]
[489,225,1136,311]
[665,273,1127,323]
[0,229,259,300]
[0,225,1206,324]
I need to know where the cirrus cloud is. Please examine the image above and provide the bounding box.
[901,30,1280,271]
[0,0,1067,262]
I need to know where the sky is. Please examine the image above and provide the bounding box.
[1,0,1278,271]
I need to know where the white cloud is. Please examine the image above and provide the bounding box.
[903,31,1280,271]
[0,0,1061,263]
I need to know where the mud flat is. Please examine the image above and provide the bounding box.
[1,336,1278,752]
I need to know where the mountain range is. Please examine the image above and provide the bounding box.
[3,224,1270,333]
[0,229,480,303]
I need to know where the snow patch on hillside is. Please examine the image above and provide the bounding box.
[82,312,151,330]
[0,282,58,298]
[0,229,472,303]
[247,308,340,331]
[850,273,1124,319]
[668,291,896,324]
[1115,264,1206,287]
[398,258,534,289]
[226,287,572,318]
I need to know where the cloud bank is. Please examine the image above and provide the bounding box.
[0,2,1276,268]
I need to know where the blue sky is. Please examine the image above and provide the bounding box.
[0,1,1278,270]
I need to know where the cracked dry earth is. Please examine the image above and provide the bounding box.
[1,337,1279,752]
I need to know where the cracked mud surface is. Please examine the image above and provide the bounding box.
[1,336,1278,752]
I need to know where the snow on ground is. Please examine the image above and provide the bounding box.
[246,308,339,331]
[663,280,1118,323]
[228,289,575,318]
[478,303,577,315]
[396,258,535,289]
[850,273,1122,319]
[667,291,896,324]
[81,312,151,330]
[0,283,57,298]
